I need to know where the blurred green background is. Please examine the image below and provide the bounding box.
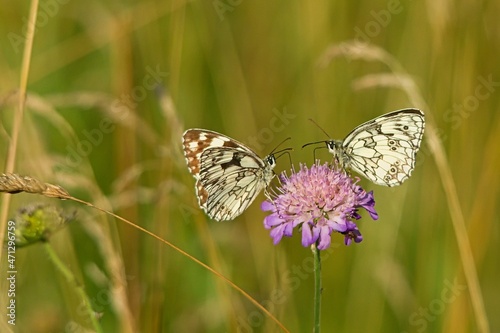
[1,1,499,332]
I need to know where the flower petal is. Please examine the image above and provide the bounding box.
[358,190,379,220]
[342,221,363,245]
[270,224,286,244]
[261,200,275,212]
[317,226,332,250]
[264,213,283,229]
[301,223,314,247]
[283,222,294,237]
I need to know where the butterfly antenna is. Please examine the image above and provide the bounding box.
[269,137,292,155]
[313,146,326,162]
[275,149,293,168]
[302,118,333,148]
[301,140,327,149]
[308,118,332,139]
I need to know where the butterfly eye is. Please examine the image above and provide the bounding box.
[267,155,277,167]
[326,141,335,151]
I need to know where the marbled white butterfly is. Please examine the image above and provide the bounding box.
[182,129,288,221]
[304,109,425,187]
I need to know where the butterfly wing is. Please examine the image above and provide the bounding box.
[197,147,271,220]
[182,129,274,221]
[182,129,251,178]
[342,109,425,186]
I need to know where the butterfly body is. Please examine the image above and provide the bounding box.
[326,140,349,167]
[182,129,276,221]
[324,109,425,187]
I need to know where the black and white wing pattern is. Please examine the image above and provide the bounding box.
[326,109,425,187]
[182,129,276,221]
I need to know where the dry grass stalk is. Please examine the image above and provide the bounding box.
[0,173,70,199]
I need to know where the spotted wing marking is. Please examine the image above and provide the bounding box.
[337,109,425,186]
[182,129,245,176]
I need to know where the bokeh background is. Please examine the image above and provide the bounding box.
[1,1,499,332]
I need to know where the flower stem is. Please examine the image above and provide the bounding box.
[44,243,102,333]
[312,243,322,333]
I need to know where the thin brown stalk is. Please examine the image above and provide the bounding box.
[0,0,39,264]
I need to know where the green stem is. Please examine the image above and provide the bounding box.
[44,243,102,333]
[312,243,321,333]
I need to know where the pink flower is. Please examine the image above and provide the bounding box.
[262,162,378,250]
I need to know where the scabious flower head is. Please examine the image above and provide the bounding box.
[262,162,378,250]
